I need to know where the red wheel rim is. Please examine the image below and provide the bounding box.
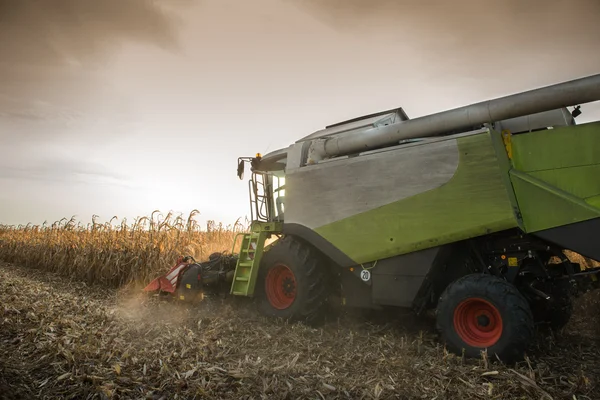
[453,298,503,348]
[265,264,297,309]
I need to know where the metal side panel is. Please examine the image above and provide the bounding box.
[339,244,461,309]
[495,107,575,134]
[284,136,461,229]
[337,246,447,309]
[282,223,357,267]
[534,217,600,262]
[509,170,600,233]
[296,107,409,143]
[370,247,441,308]
[311,132,517,265]
[509,121,600,233]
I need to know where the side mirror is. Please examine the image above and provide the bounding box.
[237,160,245,180]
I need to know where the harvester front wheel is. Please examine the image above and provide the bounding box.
[436,274,534,363]
[256,236,328,324]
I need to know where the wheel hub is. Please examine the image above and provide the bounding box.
[477,314,490,327]
[265,264,297,310]
[282,277,296,295]
[453,298,503,348]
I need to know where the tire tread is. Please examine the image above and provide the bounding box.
[257,236,328,324]
[436,273,534,363]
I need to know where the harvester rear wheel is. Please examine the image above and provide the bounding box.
[256,236,328,324]
[436,274,534,363]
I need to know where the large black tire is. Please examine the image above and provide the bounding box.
[255,236,329,324]
[436,274,534,363]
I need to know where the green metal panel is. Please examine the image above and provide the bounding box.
[230,221,282,297]
[315,132,517,265]
[509,121,600,233]
[587,195,600,209]
[528,165,600,200]
[489,128,524,230]
[511,122,600,171]
[509,170,600,232]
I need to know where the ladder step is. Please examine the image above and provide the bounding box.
[230,227,276,297]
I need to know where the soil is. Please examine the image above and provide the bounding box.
[1,262,599,399]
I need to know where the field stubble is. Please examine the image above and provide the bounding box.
[0,212,599,399]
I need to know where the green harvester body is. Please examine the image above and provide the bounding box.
[230,74,600,311]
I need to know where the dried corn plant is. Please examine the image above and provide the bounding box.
[1,213,596,289]
[0,210,249,288]
[564,250,600,269]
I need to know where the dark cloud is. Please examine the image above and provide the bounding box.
[288,0,600,83]
[288,0,600,43]
[0,0,185,68]
[0,157,135,188]
[0,98,84,123]
[0,88,135,147]
[0,0,191,137]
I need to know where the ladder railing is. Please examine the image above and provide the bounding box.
[248,173,271,222]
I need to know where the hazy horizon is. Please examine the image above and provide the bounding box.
[1,0,599,227]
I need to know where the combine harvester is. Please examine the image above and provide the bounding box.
[149,74,600,362]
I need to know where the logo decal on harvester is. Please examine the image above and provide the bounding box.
[360,269,371,282]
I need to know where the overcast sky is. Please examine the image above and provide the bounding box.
[1,0,599,227]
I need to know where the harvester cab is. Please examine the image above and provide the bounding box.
[236,154,286,224]
[227,73,600,363]
[227,154,287,297]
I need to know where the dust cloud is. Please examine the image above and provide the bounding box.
[112,285,234,331]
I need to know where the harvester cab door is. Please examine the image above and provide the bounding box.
[249,172,285,223]
[249,172,272,222]
[272,175,285,222]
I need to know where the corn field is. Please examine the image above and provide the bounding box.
[0,211,597,290]
[1,213,599,399]
[0,210,248,288]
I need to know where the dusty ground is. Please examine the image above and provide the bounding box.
[1,262,599,400]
